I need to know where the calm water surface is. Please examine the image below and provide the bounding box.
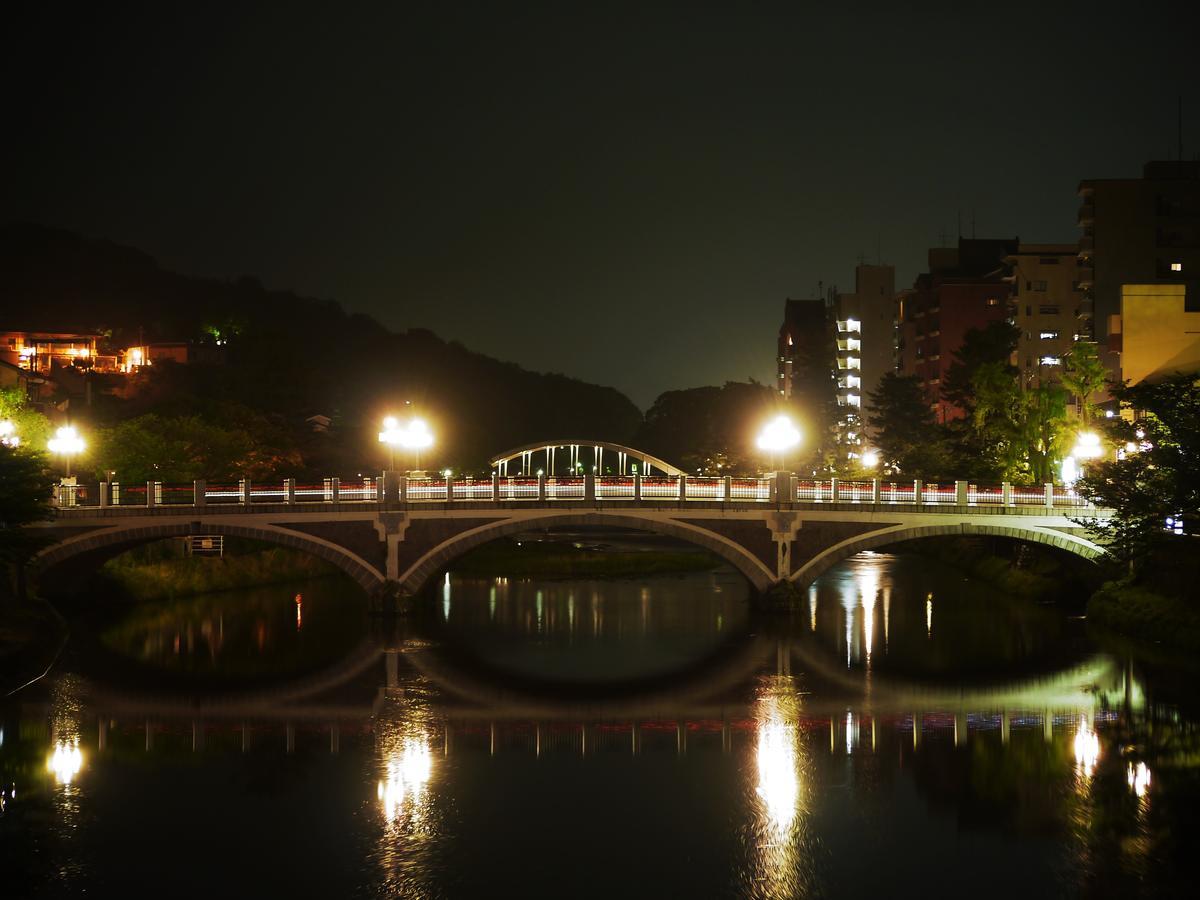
[2,550,1198,898]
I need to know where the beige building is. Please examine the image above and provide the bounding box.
[1004,244,1087,387]
[1115,284,1200,386]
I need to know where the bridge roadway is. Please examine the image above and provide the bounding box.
[37,468,1110,599]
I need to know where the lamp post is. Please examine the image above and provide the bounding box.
[860,450,879,471]
[1063,431,1104,488]
[48,425,85,477]
[379,416,435,473]
[756,415,802,472]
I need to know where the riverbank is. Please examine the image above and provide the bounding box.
[892,536,1094,604]
[99,539,338,601]
[451,537,721,579]
[1087,580,1200,651]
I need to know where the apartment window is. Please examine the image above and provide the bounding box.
[1031,280,1048,291]
[1039,331,1059,340]
[1039,305,1060,315]
[1040,356,1061,366]
[1171,262,1183,272]
[986,297,1000,306]
[1025,305,1032,317]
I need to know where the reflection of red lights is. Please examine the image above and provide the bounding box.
[295,593,303,631]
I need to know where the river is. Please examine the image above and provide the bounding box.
[2,548,1197,898]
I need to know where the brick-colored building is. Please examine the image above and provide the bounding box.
[896,238,1016,423]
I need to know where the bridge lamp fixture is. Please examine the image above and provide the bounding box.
[48,425,85,477]
[757,415,801,471]
[379,416,434,472]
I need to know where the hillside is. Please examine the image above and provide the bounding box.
[0,224,642,472]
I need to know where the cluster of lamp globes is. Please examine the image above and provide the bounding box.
[2,421,87,475]
[755,415,879,471]
[378,415,434,471]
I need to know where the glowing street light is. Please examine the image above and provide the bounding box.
[1063,431,1104,488]
[379,416,434,472]
[860,449,879,470]
[48,425,85,476]
[0,419,18,448]
[757,415,801,471]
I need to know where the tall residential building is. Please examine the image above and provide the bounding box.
[1077,160,1200,350]
[1003,244,1087,388]
[896,238,1016,423]
[1113,284,1200,386]
[830,264,895,411]
[777,298,830,401]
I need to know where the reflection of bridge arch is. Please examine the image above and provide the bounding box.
[790,522,1104,587]
[399,512,775,594]
[35,519,385,594]
[489,439,684,477]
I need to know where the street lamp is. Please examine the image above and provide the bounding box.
[48,425,85,477]
[379,416,434,472]
[1062,431,1104,488]
[756,415,802,471]
[860,450,879,470]
[0,419,18,448]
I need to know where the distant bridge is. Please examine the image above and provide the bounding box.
[37,441,1110,599]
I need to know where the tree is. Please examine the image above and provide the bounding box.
[942,321,1021,414]
[0,387,52,455]
[970,363,1071,483]
[1060,341,1109,425]
[0,446,53,597]
[1077,374,1200,573]
[866,374,949,477]
[638,382,779,474]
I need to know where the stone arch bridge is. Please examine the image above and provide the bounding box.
[35,444,1110,600]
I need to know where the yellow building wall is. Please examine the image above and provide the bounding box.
[1120,284,1200,385]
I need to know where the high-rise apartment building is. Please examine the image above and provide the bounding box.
[777,298,830,402]
[830,264,895,412]
[896,238,1016,423]
[1078,160,1200,349]
[1003,244,1087,388]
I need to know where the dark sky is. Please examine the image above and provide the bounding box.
[3,3,1194,408]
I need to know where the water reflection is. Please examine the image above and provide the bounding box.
[748,676,813,898]
[1073,716,1100,779]
[378,737,433,823]
[1127,761,1151,800]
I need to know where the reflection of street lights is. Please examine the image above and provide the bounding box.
[378,416,434,472]
[0,419,18,448]
[48,425,85,477]
[756,415,801,471]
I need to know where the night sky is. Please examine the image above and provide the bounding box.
[3,4,1193,408]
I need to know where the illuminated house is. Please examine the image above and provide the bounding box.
[0,330,110,373]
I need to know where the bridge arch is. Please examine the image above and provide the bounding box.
[489,439,684,477]
[35,520,386,595]
[789,521,1105,587]
[398,512,777,595]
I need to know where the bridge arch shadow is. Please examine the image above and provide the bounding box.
[400,513,776,595]
[790,522,1104,587]
[35,520,385,596]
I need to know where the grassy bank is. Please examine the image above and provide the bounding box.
[1087,580,1200,650]
[451,537,721,579]
[100,541,338,601]
[895,536,1092,603]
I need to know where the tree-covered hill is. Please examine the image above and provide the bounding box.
[0,223,641,472]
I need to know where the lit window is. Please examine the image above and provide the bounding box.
[986,297,1000,306]
[1040,356,1061,366]
[1171,262,1183,272]
[846,319,861,332]
[1039,331,1059,340]
[847,394,861,407]
[847,357,860,370]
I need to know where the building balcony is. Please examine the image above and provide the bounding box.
[1078,235,1094,253]
[1077,203,1095,225]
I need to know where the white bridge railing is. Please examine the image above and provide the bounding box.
[51,473,1094,511]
